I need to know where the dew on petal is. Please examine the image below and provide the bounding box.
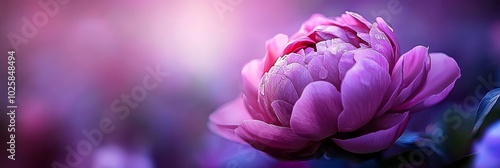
[319,67,328,79]
[259,75,267,96]
[374,44,383,51]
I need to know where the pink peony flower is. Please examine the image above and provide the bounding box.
[209,12,461,160]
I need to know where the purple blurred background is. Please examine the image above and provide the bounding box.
[0,0,499,167]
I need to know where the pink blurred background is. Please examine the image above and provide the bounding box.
[0,0,499,167]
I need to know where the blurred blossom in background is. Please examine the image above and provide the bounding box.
[475,121,500,168]
[0,0,499,167]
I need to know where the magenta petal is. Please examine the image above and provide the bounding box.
[396,53,461,111]
[260,73,300,104]
[283,37,316,55]
[235,120,312,151]
[316,38,356,55]
[333,112,410,153]
[393,46,430,108]
[308,54,342,88]
[283,63,314,96]
[376,17,400,61]
[307,55,328,81]
[322,53,342,87]
[338,51,355,81]
[241,60,270,121]
[352,48,390,72]
[208,123,246,144]
[284,52,306,65]
[263,34,289,73]
[338,59,391,132]
[378,46,430,115]
[242,60,263,96]
[209,97,253,143]
[312,25,351,43]
[368,23,394,67]
[316,39,355,87]
[291,14,335,39]
[271,100,294,127]
[377,67,403,116]
[290,81,343,141]
[209,97,253,127]
[337,11,371,33]
[398,46,430,86]
[409,81,457,112]
[259,73,299,124]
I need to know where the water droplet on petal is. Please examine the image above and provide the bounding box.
[259,75,267,96]
[319,67,328,79]
[260,84,265,96]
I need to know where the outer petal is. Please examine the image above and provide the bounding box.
[209,97,253,143]
[389,46,430,111]
[263,34,289,73]
[242,60,263,96]
[377,71,402,116]
[235,120,313,152]
[379,46,433,115]
[242,60,273,122]
[338,59,391,132]
[283,37,316,55]
[335,11,371,33]
[208,123,246,144]
[376,17,400,64]
[290,81,343,141]
[333,112,410,153]
[291,14,336,39]
[368,23,394,68]
[395,53,461,111]
[209,97,253,127]
[408,81,456,112]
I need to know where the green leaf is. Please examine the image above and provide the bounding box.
[472,88,500,135]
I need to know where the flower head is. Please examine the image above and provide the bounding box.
[209,12,461,160]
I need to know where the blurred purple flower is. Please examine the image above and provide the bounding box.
[475,121,500,168]
[209,12,461,159]
[92,145,154,168]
